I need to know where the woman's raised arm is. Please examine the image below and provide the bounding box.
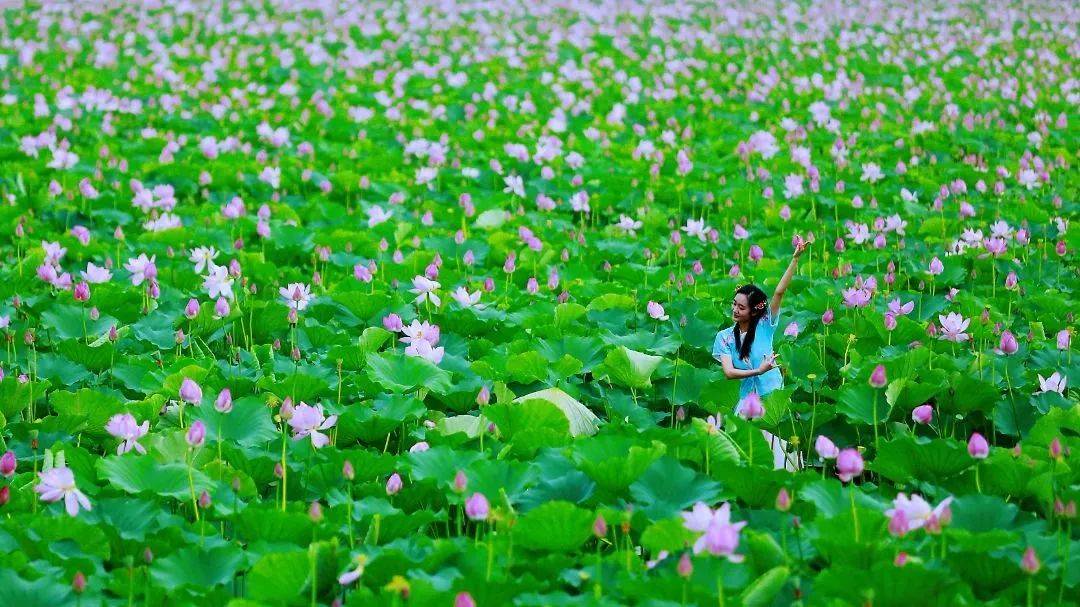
[770,240,808,319]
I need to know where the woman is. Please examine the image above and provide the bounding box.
[712,239,807,470]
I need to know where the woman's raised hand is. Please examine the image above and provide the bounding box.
[757,353,779,374]
[792,238,809,259]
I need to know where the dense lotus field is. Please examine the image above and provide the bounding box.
[0,0,1077,605]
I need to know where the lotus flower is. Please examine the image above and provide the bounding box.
[937,313,970,342]
[105,413,149,455]
[836,448,864,482]
[885,493,953,534]
[968,433,989,459]
[1035,372,1067,395]
[288,402,337,448]
[35,466,91,517]
[279,282,312,311]
[465,492,489,521]
[681,502,747,561]
[815,435,839,459]
[646,301,668,321]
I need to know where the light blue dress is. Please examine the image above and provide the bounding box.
[711,308,783,409]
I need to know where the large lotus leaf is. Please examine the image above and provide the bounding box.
[505,350,549,384]
[872,435,972,484]
[190,395,278,447]
[235,508,313,545]
[0,569,70,607]
[151,545,244,590]
[408,445,483,484]
[572,436,666,493]
[365,351,453,394]
[836,383,892,427]
[97,455,214,499]
[799,479,887,518]
[512,501,595,552]
[600,346,663,389]
[640,518,697,554]
[629,456,720,520]
[246,550,310,603]
[512,387,600,437]
[485,398,571,455]
[813,561,969,607]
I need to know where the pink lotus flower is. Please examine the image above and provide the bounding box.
[887,299,914,316]
[179,378,202,405]
[681,502,747,562]
[215,388,232,413]
[736,392,765,420]
[784,322,799,337]
[1035,372,1067,395]
[885,493,953,535]
[998,331,1019,355]
[911,405,933,425]
[279,282,312,311]
[465,492,490,521]
[288,402,337,448]
[967,433,989,459]
[869,364,888,388]
[937,313,970,342]
[647,301,668,321]
[454,592,476,607]
[842,288,871,308]
[0,450,15,477]
[927,257,944,276]
[821,309,835,325]
[386,472,403,495]
[836,448,864,482]
[1057,330,1071,350]
[815,435,839,459]
[1021,547,1041,574]
[186,420,206,447]
[35,466,91,516]
[105,413,149,455]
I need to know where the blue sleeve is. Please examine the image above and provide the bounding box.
[712,329,734,360]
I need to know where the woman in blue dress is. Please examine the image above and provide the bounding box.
[712,240,807,469]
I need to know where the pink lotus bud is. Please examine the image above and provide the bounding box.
[476,385,490,406]
[593,514,607,538]
[836,448,864,482]
[1049,437,1063,459]
[215,388,232,413]
[73,282,90,302]
[382,313,403,332]
[894,551,908,567]
[1021,547,1040,574]
[1004,271,1018,289]
[869,364,887,388]
[72,572,87,595]
[186,420,206,447]
[386,472,403,495]
[776,488,792,512]
[884,313,897,331]
[0,485,9,506]
[928,257,944,276]
[815,435,839,459]
[0,450,16,477]
[184,295,201,319]
[1057,329,1071,350]
[342,460,355,481]
[175,329,186,345]
[179,378,202,404]
[748,245,763,262]
[465,492,490,521]
[822,309,835,325]
[454,593,476,607]
[999,331,1018,355]
[677,552,693,578]
[199,490,212,509]
[911,404,933,425]
[1056,241,1066,256]
[214,297,230,318]
[737,392,765,420]
[309,500,323,522]
[109,325,118,342]
[968,433,989,459]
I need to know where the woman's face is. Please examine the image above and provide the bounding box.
[732,293,750,323]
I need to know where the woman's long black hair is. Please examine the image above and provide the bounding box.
[734,284,768,361]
